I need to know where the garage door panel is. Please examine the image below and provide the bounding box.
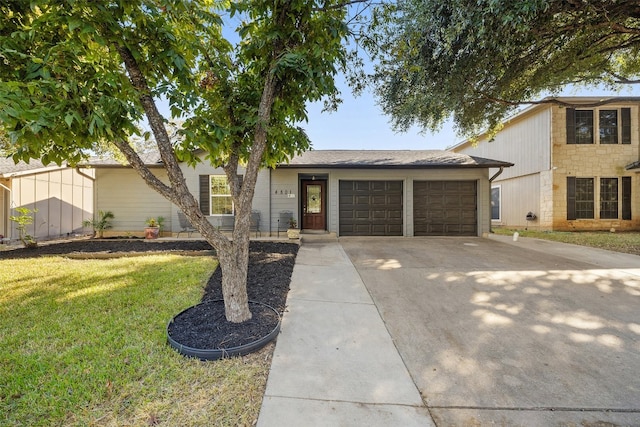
[340,180,403,236]
[414,180,477,236]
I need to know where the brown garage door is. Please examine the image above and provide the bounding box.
[413,180,477,236]
[339,180,403,236]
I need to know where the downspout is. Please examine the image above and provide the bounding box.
[0,181,10,242]
[75,167,96,182]
[76,167,96,235]
[489,167,504,182]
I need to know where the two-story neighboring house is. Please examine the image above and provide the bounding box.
[451,97,640,231]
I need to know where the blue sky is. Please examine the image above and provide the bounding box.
[301,78,640,151]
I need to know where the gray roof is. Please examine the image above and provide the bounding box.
[280,150,513,169]
[0,157,59,175]
[83,151,163,167]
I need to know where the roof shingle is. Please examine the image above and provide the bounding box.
[280,150,512,169]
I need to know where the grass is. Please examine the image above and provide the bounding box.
[0,254,272,427]
[492,228,640,256]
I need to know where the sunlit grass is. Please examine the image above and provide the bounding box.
[0,255,272,426]
[493,228,640,256]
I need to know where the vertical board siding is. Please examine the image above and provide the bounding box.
[7,168,94,240]
[456,108,551,180]
[495,174,541,228]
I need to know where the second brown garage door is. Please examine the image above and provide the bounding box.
[413,180,477,236]
[339,180,403,236]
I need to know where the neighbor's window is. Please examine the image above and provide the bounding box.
[600,178,618,219]
[599,110,619,144]
[491,186,501,220]
[210,175,233,215]
[574,110,594,144]
[567,107,631,144]
[574,178,595,219]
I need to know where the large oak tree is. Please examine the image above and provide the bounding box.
[368,0,640,137]
[0,0,354,322]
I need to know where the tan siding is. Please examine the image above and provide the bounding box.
[270,169,300,233]
[492,174,541,229]
[95,168,171,235]
[179,160,271,232]
[457,108,551,179]
[7,168,93,240]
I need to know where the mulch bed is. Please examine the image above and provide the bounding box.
[169,241,298,350]
[1,239,299,352]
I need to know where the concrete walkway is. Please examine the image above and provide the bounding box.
[257,237,433,426]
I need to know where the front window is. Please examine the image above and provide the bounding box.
[575,178,594,219]
[600,178,618,219]
[599,110,618,144]
[491,186,501,220]
[210,175,233,215]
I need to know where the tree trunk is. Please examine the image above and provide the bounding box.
[217,235,252,323]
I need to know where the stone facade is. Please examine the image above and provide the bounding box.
[550,104,640,231]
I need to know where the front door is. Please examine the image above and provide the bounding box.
[302,180,326,230]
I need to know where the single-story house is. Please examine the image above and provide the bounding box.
[88,150,512,237]
[0,158,94,242]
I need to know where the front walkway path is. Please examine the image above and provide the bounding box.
[257,238,433,426]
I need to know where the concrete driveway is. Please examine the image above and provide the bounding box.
[340,236,640,426]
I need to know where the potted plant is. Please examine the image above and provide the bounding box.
[286,218,300,239]
[83,210,114,238]
[144,216,164,239]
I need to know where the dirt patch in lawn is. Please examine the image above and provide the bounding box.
[1,239,299,353]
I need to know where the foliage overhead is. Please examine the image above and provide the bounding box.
[368,0,640,137]
[0,0,348,167]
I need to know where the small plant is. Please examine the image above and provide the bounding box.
[9,206,38,248]
[288,218,297,229]
[83,210,115,238]
[145,216,165,230]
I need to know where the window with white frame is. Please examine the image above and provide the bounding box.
[210,175,234,215]
[491,185,501,221]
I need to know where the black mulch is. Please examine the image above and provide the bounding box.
[0,239,215,259]
[1,239,299,351]
[169,241,298,350]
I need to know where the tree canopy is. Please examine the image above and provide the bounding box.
[0,0,352,322]
[369,0,640,137]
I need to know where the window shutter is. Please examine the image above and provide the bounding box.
[566,177,576,220]
[566,108,575,144]
[621,108,631,144]
[199,175,210,215]
[622,176,632,220]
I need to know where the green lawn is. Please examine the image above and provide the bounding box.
[0,254,271,427]
[492,228,640,256]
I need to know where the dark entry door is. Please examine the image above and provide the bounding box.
[302,180,326,230]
